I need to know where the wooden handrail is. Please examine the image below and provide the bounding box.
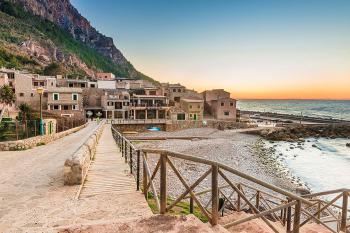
[142,148,312,205]
[111,126,350,232]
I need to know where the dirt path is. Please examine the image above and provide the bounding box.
[0,122,152,233]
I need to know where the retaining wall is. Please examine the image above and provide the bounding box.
[165,120,253,131]
[0,123,87,151]
[63,122,105,185]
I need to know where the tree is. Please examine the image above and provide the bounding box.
[0,85,16,106]
[42,62,65,76]
[18,103,31,121]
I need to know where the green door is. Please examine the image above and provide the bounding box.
[194,114,197,120]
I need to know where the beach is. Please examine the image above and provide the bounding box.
[135,127,299,200]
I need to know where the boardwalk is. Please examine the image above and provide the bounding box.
[80,124,137,198]
[0,123,152,233]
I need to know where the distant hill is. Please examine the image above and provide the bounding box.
[0,0,154,81]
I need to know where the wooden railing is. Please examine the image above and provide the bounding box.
[111,126,350,233]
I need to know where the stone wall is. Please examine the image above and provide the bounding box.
[63,122,105,185]
[113,123,166,133]
[0,123,87,151]
[165,120,253,131]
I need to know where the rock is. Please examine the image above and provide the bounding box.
[346,143,350,148]
[296,187,311,195]
[312,144,317,148]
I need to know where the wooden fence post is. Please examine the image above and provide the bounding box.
[340,191,348,232]
[286,200,292,233]
[136,150,140,191]
[124,143,127,162]
[190,197,194,214]
[211,164,219,225]
[160,154,167,214]
[121,138,124,157]
[143,152,148,199]
[256,191,260,209]
[237,183,241,211]
[130,146,133,173]
[293,200,301,233]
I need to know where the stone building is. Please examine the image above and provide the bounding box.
[202,89,237,121]
[96,72,115,80]
[209,97,237,120]
[15,73,57,110]
[46,87,84,118]
[161,83,187,104]
[129,92,169,120]
[179,98,204,121]
[101,89,130,119]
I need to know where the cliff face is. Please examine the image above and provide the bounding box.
[12,0,134,72]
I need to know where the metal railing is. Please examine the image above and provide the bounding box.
[111,126,349,233]
[111,119,169,124]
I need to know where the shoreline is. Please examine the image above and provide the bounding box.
[240,110,350,124]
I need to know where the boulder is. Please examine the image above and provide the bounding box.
[346,143,350,148]
[296,187,311,195]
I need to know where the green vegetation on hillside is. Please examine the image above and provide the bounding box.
[0,1,156,82]
[0,48,39,70]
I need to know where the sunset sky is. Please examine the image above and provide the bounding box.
[71,0,350,100]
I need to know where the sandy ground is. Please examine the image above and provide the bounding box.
[136,128,296,202]
[0,123,152,233]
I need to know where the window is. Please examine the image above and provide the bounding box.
[177,89,181,92]
[53,105,60,110]
[90,84,96,88]
[177,113,185,121]
[224,111,230,116]
[33,82,38,87]
[31,93,34,97]
[149,90,156,95]
[173,89,176,92]
[72,105,79,110]
[81,83,86,88]
[198,105,201,109]
[190,114,193,117]
[221,102,224,106]
[19,93,24,97]
[43,93,48,97]
[189,105,192,109]
[230,102,234,106]
[69,83,74,87]
[72,93,78,101]
[63,105,69,110]
[40,82,44,86]
[53,93,59,101]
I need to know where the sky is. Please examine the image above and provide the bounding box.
[71,0,350,100]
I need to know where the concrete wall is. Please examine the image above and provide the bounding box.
[63,122,105,185]
[0,123,87,151]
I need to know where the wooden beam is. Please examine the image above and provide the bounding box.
[160,154,167,214]
[218,170,280,233]
[166,158,212,221]
[211,165,219,225]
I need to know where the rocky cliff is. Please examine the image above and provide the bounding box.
[0,0,153,80]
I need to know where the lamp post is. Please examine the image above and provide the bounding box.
[36,87,44,135]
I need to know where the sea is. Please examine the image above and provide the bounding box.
[238,100,350,195]
[237,99,350,121]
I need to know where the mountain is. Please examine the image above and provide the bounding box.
[0,0,154,81]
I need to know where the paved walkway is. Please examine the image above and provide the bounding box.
[80,125,137,198]
[0,123,152,233]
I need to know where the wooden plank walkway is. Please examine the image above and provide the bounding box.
[79,124,137,199]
